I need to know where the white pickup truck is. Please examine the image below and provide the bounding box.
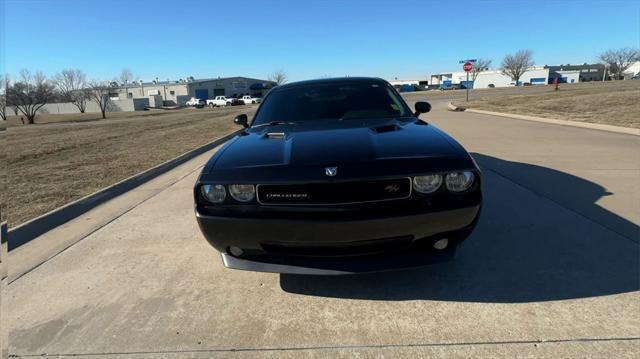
[206,96,232,107]
[239,95,261,105]
[185,97,205,107]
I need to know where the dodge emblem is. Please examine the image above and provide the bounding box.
[325,167,338,176]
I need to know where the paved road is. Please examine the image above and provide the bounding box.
[6,102,640,358]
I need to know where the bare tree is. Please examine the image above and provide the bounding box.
[269,70,287,85]
[6,70,56,124]
[88,81,112,119]
[471,58,492,82]
[0,75,7,121]
[118,68,136,85]
[501,50,534,86]
[54,69,90,113]
[598,48,640,80]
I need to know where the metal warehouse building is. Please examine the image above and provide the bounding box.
[111,76,276,107]
[545,64,606,82]
[430,66,551,89]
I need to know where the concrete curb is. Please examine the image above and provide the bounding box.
[8,131,240,251]
[1,222,6,280]
[464,108,640,136]
[0,222,5,359]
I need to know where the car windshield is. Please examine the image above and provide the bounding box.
[252,82,411,126]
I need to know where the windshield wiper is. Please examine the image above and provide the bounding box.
[251,120,297,128]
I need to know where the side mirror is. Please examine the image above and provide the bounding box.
[234,114,248,128]
[414,101,431,116]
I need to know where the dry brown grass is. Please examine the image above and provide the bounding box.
[3,107,207,126]
[452,81,640,128]
[2,106,255,227]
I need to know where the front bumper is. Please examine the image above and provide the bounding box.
[196,205,480,274]
[220,248,457,275]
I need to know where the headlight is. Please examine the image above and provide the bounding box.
[445,171,475,192]
[201,184,226,203]
[228,184,256,202]
[413,174,443,194]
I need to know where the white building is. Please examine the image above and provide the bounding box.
[623,61,640,79]
[431,66,550,89]
[388,79,418,86]
[110,76,275,106]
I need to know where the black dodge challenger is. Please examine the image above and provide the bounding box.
[195,77,481,274]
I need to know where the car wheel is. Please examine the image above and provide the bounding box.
[252,101,255,104]
[209,103,214,108]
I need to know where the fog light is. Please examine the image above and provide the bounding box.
[433,238,448,250]
[229,246,244,256]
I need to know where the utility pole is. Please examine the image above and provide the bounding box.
[466,71,469,102]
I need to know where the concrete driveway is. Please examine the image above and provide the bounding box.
[6,101,640,358]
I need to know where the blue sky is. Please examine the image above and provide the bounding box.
[3,0,639,82]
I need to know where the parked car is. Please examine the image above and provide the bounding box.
[239,95,262,105]
[194,77,482,274]
[229,97,242,106]
[440,84,459,90]
[206,96,232,107]
[185,97,205,108]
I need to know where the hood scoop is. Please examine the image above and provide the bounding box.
[371,124,400,134]
[264,132,286,139]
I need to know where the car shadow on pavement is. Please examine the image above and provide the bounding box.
[280,154,639,302]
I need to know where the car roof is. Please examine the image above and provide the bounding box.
[273,77,390,91]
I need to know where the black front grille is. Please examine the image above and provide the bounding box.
[257,178,411,205]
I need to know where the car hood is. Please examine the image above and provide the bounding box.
[202,118,474,182]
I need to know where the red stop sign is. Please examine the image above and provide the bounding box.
[463,62,473,72]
